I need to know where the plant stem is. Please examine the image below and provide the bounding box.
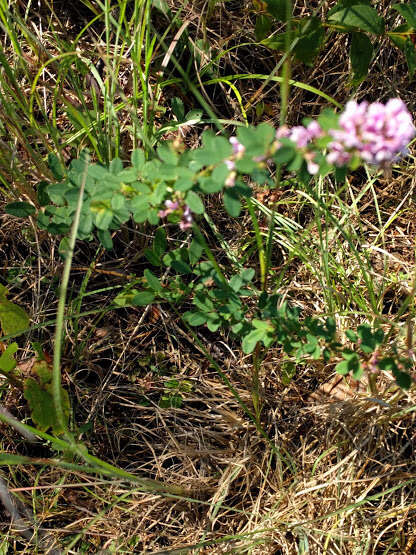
[252,343,263,427]
[246,197,266,290]
[192,222,228,286]
[52,152,90,443]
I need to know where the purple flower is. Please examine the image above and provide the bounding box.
[224,159,236,171]
[327,98,415,167]
[179,205,193,231]
[158,200,180,218]
[274,122,323,174]
[229,136,245,157]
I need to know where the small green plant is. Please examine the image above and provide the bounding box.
[6,99,415,404]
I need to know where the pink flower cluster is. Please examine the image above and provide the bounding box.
[276,121,323,174]
[327,99,415,166]
[158,200,193,231]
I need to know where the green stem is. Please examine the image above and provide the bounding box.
[192,222,228,286]
[246,197,266,290]
[252,343,263,427]
[52,152,90,443]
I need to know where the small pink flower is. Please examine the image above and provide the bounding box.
[229,136,245,157]
[158,200,180,218]
[179,205,193,231]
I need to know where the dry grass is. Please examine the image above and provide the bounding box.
[1,0,416,553]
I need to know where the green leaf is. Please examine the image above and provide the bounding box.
[393,2,416,28]
[281,360,297,385]
[144,248,161,266]
[132,291,156,306]
[158,143,178,166]
[0,454,31,465]
[193,131,231,166]
[37,181,50,206]
[94,208,114,230]
[23,377,70,433]
[185,191,204,214]
[357,324,383,353]
[335,351,361,375]
[0,342,18,373]
[350,32,373,84]
[144,269,162,292]
[328,4,385,35]
[242,328,266,353]
[171,97,185,121]
[273,145,295,164]
[189,237,204,265]
[5,202,36,218]
[183,311,207,326]
[131,149,145,171]
[404,38,416,78]
[294,17,326,66]
[0,286,30,336]
[153,228,167,258]
[223,188,241,217]
[393,370,412,389]
[345,329,358,342]
[110,157,123,175]
[255,14,273,41]
[48,152,65,180]
[97,229,113,250]
[264,0,291,22]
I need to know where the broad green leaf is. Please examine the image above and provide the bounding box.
[350,32,373,84]
[294,17,326,66]
[158,143,178,166]
[144,269,162,292]
[193,131,231,166]
[144,248,161,266]
[273,145,295,164]
[47,181,72,204]
[94,208,114,230]
[281,360,296,385]
[110,157,123,175]
[154,228,168,258]
[393,2,416,28]
[171,96,185,121]
[37,181,50,206]
[223,188,241,217]
[23,377,70,433]
[97,229,113,250]
[242,328,267,353]
[131,149,145,170]
[328,4,384,35]
[404,38,416,77]
[255,14,273,41]
[185,191,204,214]
[183,311,207,326]
[133,291,156,306]
[0,286,30,336]
[5,202,36,218]
[264,0,291,22]
[189,238,204,265]
[345,329,358,342]
[0,342,18,373]
[393,369,412,389]
[48,152,65,180]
